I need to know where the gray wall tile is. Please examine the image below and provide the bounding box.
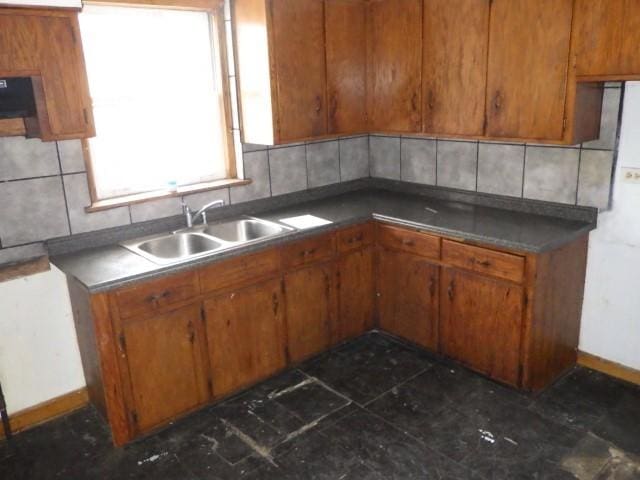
[0,137,59,181]
[0,177,69,246]
[269,145,307,196]
[57,140,86,173]
[130,197,183,223]
[0,243,47,266]
[370,136,400,179]
[437,140,478,190]
[307,141,339,188]
[230,150,271,203]
[63,173,130,234]
[583,87,621,150]
[577,150,614,209]
[401,138,436,184]
[242,143,268,153]
[477,143,525,197]
[524,147,580,204]
[339,137,369,181]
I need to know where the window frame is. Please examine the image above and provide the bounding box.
[80,0,244,212]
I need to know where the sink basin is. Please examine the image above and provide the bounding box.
[202,218,289,243]
[122,232,223,264]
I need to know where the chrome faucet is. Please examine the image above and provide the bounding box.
[182,199,225,227]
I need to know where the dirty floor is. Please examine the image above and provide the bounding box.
[1,332,639,480]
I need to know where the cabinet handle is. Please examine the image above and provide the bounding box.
[447,280,455,301]
[272,292,279,315]
[476,259,491,267]
[347,233,363,244]
[315,95,322,114]
[411,92,418,112]
[428,90,435,111]
[187,320,195,344]
[302,248,316,257]
[494,91,503,111]
[402,238,415,247]
[330,94,338,119]
[429,276,436,298]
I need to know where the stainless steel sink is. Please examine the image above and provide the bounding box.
[122,232,224,264]
[121,217,293,265]
[202,218,289,243]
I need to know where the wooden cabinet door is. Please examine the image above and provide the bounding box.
[486,0,573,140]
[367,0,422,132]
[271,0,327,141]
[440,268,524,386]
[204,278,286,398]
[119,304,209,433]
[378,249,439,350]
[620,0,640,75]
[574,0,626,76]
[0,14,39,72]
[336,247,374,343]
[422,0,489,136]
[325,0,367,135]
[284,261,337,362]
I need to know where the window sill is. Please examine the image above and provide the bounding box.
[85,178,251,213]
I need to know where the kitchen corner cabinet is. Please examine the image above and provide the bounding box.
[422,0,489,137]
[367,0,422,133]
[573,0,640,78]
[0,9,95,140]
[68,221,587,446]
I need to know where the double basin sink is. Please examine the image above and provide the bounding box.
[121,217,293,265]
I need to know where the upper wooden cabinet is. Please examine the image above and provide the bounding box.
[485,0,574,141]
[367,0,422,133]
[325,0,367,135]
[0,9,95,140]
[234,0,327,144]
[574,0,640,77]
[422,0,489,137]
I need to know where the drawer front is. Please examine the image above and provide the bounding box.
[442,240,525,283]
[115,271,200,320]
[282,233,336,269]
[200,248,281,293]
[377,223,440,259]
[337,223,374,253]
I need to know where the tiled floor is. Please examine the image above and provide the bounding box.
[2,332,640,480]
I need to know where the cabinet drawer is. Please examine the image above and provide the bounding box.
[200,248,281,293]
[337,223,374,253]
[442,240,524,283]
[114,271,200,320]
[282,233,336,269]
[377,224,440,259]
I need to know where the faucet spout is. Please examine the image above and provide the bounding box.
[182,199,225,227]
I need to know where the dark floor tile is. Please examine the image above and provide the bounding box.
[531,367,631,432]
[181,450,267,480]
[593,389,640,455]
[560,433,624,480]
[323,409,481,479]
[273,377,350,423]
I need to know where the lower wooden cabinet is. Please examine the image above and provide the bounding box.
[117,304,210,433]
[439,268,524,386]
[335,247,375,342]
[204,278,286,398]
[284,261,337,363]
[377,249,439,351]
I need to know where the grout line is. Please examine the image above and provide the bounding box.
[55,142,73,236]
[475,141,479,192]
[435,138,439,186]
[576,147,583,206]
[304,143,309,190]
[521,145,527,198]
[399,136,403,180]
[266,149,273,197]
[337,138,342,183]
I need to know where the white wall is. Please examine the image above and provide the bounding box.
[580,81,640,370]
[0,265,85,414]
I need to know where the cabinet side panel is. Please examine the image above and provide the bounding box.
[233,0,275,144]
[523,236,589,391]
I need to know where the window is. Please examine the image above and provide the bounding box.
[79,3,234,202]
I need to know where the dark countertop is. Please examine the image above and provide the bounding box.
[52,188,596,293]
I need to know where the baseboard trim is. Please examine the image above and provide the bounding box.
[0,387,89,440]
[578,351,640,387]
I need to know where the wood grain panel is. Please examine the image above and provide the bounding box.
[620,0,640,75]
[271,0,327,141]
[422,0,489,136]
[486,0,573,140]
[336,247,375,342]
[336,222,374,254]
[204,278,286,398]
[378,249,439,350]
[281,233,336,269]
[325,0,367,135]
[367,0,422,133]
[200,248,280,293]
[440,268,524,386]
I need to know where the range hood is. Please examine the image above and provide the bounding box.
[0,77,36,120]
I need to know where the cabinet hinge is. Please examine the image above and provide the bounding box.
[562,117,567,133]
[207,378,213,395]
[131,410,138,425]
[523,292,528,307]
[200,305,206,323]
[518,364,524,384]
[118,332,127,353]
